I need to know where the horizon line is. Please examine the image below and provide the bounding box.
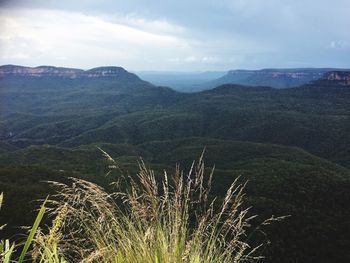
[1,64,350,73]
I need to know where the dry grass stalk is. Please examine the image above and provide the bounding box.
[32,152,279,263]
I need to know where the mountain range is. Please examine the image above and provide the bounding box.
[0,65,142,81]
[138,67,350,92]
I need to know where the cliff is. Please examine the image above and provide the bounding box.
[0,65,141,81]
[207,68,334,89]
[313,71,350,86]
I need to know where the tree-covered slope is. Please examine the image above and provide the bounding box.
[0,139,349,262]
[1,68,350,166]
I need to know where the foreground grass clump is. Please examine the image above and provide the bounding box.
[33,153,272,263]
[1,153,275,262]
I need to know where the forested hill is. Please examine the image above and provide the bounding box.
[0,65,182,115]
[1,68,349,167]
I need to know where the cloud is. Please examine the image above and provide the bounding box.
[184,56,197,62]
[0,8,194,69]
[0,0,350,70]
[329,40,350,49]
[114,13,184,35]
[0,7,268,70]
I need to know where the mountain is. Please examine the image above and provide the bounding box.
[0,64,180,115]
[0,65,183,147]
[1,67,350,166]
[0,65,142,81]
[0,65,83,78]
[206,68,348,89]
[311,70,350,86]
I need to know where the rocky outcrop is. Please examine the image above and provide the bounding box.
[313,71,350,86]
[226,69,326,80]
[0,65,140,81]
[85,67,140,81]
[0,65,83,78]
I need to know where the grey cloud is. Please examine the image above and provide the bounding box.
[0,0,349,70]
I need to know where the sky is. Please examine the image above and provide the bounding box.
[0,0,349,71]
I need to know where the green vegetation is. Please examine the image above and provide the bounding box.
[1,157,278,263]
[1,142,349,262]
[2,79,350,165]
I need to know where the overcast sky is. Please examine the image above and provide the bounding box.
[0,0,349,71]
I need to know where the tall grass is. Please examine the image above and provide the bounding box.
[1,152,278,262]
[31,152,276,263]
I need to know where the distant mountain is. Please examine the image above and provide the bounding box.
[0,65,83,78]
[0,64,181,141]
[0,65,142,81]
[311,70,350,87]
[206,68,349,89]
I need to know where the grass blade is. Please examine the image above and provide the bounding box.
[0,192,3,210]
[3,240,15,263]
[18,198,47,263]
